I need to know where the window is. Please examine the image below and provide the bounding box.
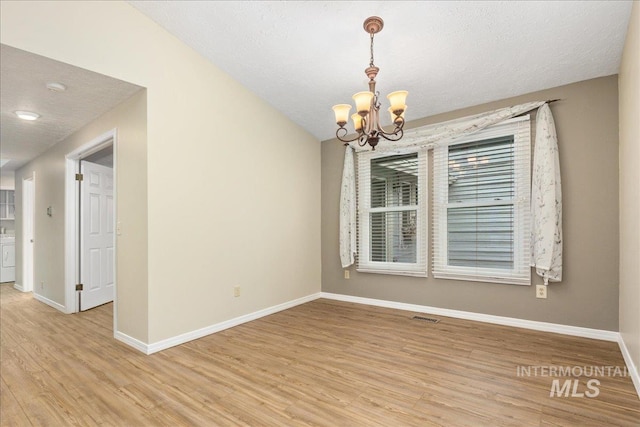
[433,117,531,285]
[357,148,427,276]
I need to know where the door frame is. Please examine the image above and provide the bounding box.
[20,172,35,292]
[64,129,117,325]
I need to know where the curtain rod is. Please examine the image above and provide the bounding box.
[512,99,563,118]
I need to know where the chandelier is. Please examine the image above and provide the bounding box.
[332,16,408,150]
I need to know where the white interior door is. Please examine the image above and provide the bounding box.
[22,177,34,292]
[80,161,114,311]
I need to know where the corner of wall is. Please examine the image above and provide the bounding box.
[618,0,640,399]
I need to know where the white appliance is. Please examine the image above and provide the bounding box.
[0,236,15,283]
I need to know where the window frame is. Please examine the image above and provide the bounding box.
[357,147,428,277]
[432,116,531,285]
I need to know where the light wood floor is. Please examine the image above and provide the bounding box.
[1,284,638,426]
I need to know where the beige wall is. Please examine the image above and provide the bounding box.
[14,90,148,341]
[1,1,321,345]
[619,2,640,386]
[322,76,620,331]
[0,171,15,189]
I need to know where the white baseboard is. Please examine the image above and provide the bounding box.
[112,290,639,399]
[33,293,69,313]
[320,292,619,342]
[141,292,322,355]
[115,331,150,354]
[618,335,640,399]
[13,282,24,292]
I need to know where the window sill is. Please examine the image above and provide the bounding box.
[357,267,427,278]
[433,272,530,286]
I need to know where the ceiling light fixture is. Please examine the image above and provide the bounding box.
[46,82,67,92]
[332,16,408,150]
[14,110,40,121]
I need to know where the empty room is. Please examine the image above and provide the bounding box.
[0,1,638,426]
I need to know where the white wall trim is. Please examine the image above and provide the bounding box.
[111,290,639,400]
[320,292,619,342]
[114,331,149,354]
[22,172,35,293]
[63,157,78,313]
[121,292,322,355]
[64,129,117,314]
[618,335,640,399]
[13,283,24,292]
[33,292,69,314]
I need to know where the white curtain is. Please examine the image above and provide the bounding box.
[338,100,562,282]
[339,145,357,268]
[531,103,562,285]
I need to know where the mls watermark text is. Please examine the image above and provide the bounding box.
[516,365,629,398]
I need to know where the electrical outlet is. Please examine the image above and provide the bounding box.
[116,221,122,236]
[234,286,241,297]
[344,270,350,279]
[40,281,44,290]
[536,284,547,299]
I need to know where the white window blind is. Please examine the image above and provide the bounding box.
[433,117,531,285]
[357,148,427,276]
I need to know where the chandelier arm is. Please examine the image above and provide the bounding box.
[377,117,406,142]
[336,127,365,143]
[373,92,381,110]
[388,116,405,131]
[378,128,404,142]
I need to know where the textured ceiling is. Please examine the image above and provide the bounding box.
[129,1,633,142]
[0,45,142,172]
[0,2,632,173]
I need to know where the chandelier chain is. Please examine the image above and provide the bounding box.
[370,32,375,67]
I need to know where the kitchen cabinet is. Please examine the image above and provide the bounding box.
[0,190,15,220]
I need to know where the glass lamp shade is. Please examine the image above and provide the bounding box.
[351,113,364,131]
[332,104,352,125]
[353,91,374,114]
[387,90,408,113]
[388,105,407,124]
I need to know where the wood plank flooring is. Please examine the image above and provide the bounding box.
[1,283,638,426]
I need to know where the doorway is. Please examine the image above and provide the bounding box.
[64,129,117,320]
[21,173,35,292]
